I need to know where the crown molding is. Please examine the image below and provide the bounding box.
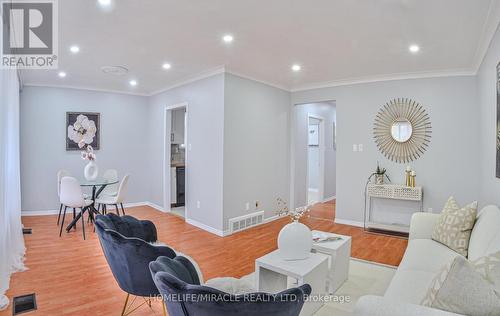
[224,69,290,92]
[22,83,150,97]
[289,68,476,92]
[472,0,500,72]
[148,66,226,96]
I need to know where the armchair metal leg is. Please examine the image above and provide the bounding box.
[121,294,130,316]
[115,204,120,216]
[73,208,77,230]
[121,203,126,215]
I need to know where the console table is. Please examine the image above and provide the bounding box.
[364,183,423,234]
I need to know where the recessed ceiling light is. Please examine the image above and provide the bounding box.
[129,80,137,87]
[162,63,171,70]
[69,45,80,53]
[409,44,420,53]
[291,64,301,72]
[98,0,111,6]
[223,34,234,43]
[58,71,66,78]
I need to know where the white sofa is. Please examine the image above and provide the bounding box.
[354,205,500,316]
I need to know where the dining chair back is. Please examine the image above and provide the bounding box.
[57,169,71,197]
[60,176,85,208]
[116,174,130,204]
[101,169,119,196]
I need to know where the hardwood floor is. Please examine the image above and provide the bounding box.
[308,199,336,221]
[2,204,407,315]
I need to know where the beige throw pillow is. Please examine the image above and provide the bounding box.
[421,256,500,316]
[431,196,478,256]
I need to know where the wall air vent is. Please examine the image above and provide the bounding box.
[229,211,264,234]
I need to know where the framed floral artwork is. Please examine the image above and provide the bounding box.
[66,112,100,151]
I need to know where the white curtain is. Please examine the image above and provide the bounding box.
[0,68,26,310]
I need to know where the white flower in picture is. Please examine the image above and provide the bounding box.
[68,114,97,147]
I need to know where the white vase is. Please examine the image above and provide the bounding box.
[84,161,98,181]
[277,220,312,260]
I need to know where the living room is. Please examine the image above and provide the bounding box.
[1,1,500,315]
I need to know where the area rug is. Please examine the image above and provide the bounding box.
[314,258,396,315]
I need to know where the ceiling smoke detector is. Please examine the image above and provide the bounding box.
[101,66,128,76]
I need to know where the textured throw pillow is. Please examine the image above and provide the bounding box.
[431,196,478,256]
[472,251,500,297]
[421,256,500,316]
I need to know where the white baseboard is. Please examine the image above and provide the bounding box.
[334,218,364,228]
[185,218,225,237]
[145,201,166,212]
[21,201,149,216]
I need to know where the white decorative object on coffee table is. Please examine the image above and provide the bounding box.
[311,230,352,293]
[277,220,312,260]
[255,249,328,316]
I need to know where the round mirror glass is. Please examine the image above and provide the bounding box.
[391,119,413,142]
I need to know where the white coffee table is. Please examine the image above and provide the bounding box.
[311,230,352,293]
[255,249,328,316]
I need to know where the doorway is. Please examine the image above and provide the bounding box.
[307,115,324,205]
[164,103,188,219]
[292,101,336,221]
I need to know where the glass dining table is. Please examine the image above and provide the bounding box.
[65,177,119,233]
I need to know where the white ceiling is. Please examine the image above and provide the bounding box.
[21,0,500,95]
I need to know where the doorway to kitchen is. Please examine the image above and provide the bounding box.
[164,103,188,219]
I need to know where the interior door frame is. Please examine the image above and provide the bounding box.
[306,113,325,205]
[163,102,189,219]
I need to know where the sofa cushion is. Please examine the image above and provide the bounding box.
[398,239,460,274]
[421,256,500,316]
[472,251,500,297]
[468,205,500,261]
[384,269,438,304]
[431,197,477,257]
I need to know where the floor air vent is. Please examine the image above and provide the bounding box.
[229,211,264,234]
[13,294,37,315]
[22,228,32,235]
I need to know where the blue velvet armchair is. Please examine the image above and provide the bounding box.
[95,213,176,315]
[150,256,312,316]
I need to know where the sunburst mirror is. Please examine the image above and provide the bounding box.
[373,98,432,163]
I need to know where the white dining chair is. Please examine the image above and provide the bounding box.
[101,169,119,197]
[57,169,71,225]
[59,176,93,240]
[96,174,130,216]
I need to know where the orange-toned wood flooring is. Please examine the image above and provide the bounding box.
[2,203,407,315]
[309,199,336,220]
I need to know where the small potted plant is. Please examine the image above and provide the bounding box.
[372,163,390,185]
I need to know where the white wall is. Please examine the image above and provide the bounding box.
[293,102,337,207]
[292,76,480,224]
[308,119,320,190]
[223,73,290,230]
[477,25,500,206]
[20,86,150,212]
[147,74,225,232]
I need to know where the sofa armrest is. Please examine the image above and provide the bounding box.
[354,295,462,316]
[409,212,440,240]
